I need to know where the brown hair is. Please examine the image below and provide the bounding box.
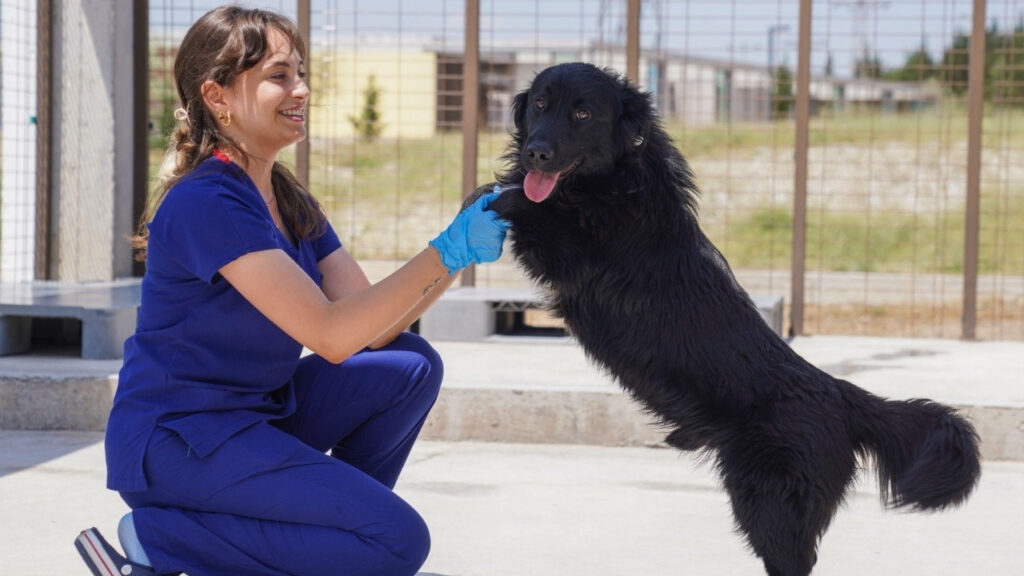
[134,5,325,260]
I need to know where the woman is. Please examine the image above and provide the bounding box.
[74,6,507,576]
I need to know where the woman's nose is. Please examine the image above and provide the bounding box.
[294,78,310,99]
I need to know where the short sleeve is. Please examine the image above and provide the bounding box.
[150,170,279,283]
[314,220,342,262]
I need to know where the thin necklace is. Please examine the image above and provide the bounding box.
[219,148,275,206]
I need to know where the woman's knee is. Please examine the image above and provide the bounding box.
[391,333,444,397]
[385,505,431,574]
[320,500,430,576]
[392,333,443,368]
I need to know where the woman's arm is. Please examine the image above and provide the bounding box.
[369,273,457,349]
[220,246,449,364]
[220,191,507,363]
[315,246,457,350]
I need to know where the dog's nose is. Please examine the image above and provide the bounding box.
[527,143,554,164]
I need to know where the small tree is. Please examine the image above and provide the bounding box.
[158,93,179,146]
[772,65,794,119]
[853,49,883,79]
[349,75,384,141]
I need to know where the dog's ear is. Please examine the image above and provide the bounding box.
[510,89,529,135]
[618,80,653,155]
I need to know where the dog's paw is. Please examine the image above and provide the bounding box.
[460,182,522,217]
[460,182,500,212]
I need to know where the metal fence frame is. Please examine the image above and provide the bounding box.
[140,0,1009,340]
[5,0,1004,340]
[442,0,995,340]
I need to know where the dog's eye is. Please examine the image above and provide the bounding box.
[575,108,591,121]
[535,98,546,110]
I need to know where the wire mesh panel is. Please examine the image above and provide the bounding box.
[308,0,464,274]
[799,0,977,337]
[642,1,800,334]
[473,1,633,287]
[0,1,38,282]
[977,0,1024,340]
[137,1,1021,340]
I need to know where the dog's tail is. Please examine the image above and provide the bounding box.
[840,381,981,511]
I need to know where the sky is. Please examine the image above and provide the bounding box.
[150,1,1023,79]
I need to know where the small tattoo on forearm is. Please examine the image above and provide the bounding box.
[422,276,444,296]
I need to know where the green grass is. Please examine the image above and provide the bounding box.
[720,189,1024,274]
[666,104,1024,158]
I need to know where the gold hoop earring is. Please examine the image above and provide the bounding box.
[218,110,232,127]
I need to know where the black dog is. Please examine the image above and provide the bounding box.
[467,62,981,576]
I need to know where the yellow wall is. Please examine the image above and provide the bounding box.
[310,51,437,140]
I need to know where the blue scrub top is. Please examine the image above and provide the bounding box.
[107,153,341,492]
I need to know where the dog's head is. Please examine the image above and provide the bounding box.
[507,62,653,203]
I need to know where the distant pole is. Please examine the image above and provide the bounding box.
[626,0,641,84]
[131,0,149,277]
[833,0,890,77]
[790,0,812,337]
[461,0,480,287]
[962,0,986,340]
[36,0,53,279]
[296,0,310,189]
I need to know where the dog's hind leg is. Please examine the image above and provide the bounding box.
[718,433,855,576]
[722,469,821,576]
[665,425,711,452]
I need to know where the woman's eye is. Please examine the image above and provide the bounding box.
[576,108,591,120]
[535,98,546,110]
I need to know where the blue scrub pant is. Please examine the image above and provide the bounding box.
[120,333,443,576]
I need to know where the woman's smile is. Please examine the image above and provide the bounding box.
[280,105,306,123]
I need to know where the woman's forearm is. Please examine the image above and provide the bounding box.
[367,269,458,349]
[318,247,450,362]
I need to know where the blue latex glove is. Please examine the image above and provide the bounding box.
[430,188,510,276]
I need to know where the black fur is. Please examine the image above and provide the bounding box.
[469,63,981,576]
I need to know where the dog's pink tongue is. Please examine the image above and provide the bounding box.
[524,170,560,203]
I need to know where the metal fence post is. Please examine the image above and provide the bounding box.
[36,0,53,279]
[131,0,149,277]
[296,0,311,189]
[626,0,640,84]
[961,0,986,340]
[461,0,480,287]
[789,0,812,338]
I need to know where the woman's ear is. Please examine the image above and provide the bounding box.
[200,79,229,117]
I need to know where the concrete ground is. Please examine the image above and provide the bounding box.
[2,334,1023,575]
[1,433,1022,576]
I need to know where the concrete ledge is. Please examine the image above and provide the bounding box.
[956,405,1024,462]
[0,356,120,430]
[420,287,785,340]
[2,359,1019,461]
[0,280,141,359]
[0,375,115,430]
[419,386,1020,462]
[422,385,666,447]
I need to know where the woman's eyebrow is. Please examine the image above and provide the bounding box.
[266,57,304,70]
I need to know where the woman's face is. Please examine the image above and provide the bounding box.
[221,27,309,160]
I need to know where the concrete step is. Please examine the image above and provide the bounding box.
[1,336,1021,460]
